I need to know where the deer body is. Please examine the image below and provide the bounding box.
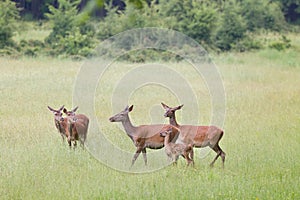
[48,105,72,146]
[109,105,179,167]
[160,126,194,166]
[162,103,226,167]
[64,107,89,148]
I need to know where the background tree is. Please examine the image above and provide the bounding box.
[0,0,19,48]
[215,0,247,51]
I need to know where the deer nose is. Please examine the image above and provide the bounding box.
[109,117,115,122]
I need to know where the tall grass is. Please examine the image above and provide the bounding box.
[0,51,299,199]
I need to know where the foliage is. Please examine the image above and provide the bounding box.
[0,0,19,49]
[240,0,286,31]
[269,35,292,50]
[160,0,217,44]
[45,0,96,58]
[45,0,81,44]
[18,39,45,57]
[214,0,247,51]
[276,0,300,23]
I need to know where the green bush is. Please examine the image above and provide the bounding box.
[241,0,286,31]
[0,0,19,49]
[214,0,247,51]
[45,0,96,58]
[269,35,291,51]
[19,39,45,57]
[160,0,217,44]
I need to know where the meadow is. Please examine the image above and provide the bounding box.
[1,44,300,199]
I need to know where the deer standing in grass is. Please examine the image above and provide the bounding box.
[109,105,179,167]
[63,106,89,148]
[161,103,226,168]
[160,126,194,166]
[48,105,72,146]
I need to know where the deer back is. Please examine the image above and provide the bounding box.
[177,125,223,147]
[134,124,179,149]
[69,114,89,138]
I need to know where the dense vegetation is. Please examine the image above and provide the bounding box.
[1,0,299,59]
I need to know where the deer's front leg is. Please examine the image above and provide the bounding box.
[131,147,143,167]
[142,148,147,166]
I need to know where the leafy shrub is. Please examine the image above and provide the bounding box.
[0,0,19,49]
[269,35,291,51]
[241,0,286,31]
[214,0,247,51]
[160,0,217,44]
[45,0,96,58]
[19,39,45,57]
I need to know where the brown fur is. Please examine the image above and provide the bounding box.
[109,105,179,167]
[161,103,226,167]
[160,126,194,166]
[64,107,89,148]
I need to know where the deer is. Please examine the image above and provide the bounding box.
[160,126,194,166]
[109,105,179,167]
[161,102,226,168]
[63,106,89,148]
[47,105,72,147]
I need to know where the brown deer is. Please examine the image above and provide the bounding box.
[161,103,226,168]
[47,105,72,146]
[63,106,89,148]
[160,126,194,166]
[109,105,179,167]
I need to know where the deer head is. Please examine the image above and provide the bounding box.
[109,105,133,122]
[63,106,78,117]
[161,102,183,118]
[48,105,64,122]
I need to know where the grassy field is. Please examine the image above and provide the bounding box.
[0,47,300,199]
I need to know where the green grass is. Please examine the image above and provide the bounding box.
[0,50,299,199]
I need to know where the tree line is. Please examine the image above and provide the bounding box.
[12,0,300,23]
[1,0,299,60]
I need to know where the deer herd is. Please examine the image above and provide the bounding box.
[48,103,225,168]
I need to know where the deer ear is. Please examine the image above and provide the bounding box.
[176,104,184,110]
[161,102,170,110]
[128,105,134,112]
[63,108,67,113]
[48,106,56,112]
[72,106,78,112]
[58,105,64,111]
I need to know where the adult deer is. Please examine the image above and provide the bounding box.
[63,106,89,148]
[47,105,72,146]
[109,105,179,167]
[161,103,226,168]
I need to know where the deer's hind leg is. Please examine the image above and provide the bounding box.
[210,143,225,168]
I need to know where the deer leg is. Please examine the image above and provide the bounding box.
[61,134,65,144]
[142,148,147,166]
[131,147,143,167]
[189,147,194,165]
[73,140,77,149]
[210,144,225,167]
[220,147,226,168]
[67,137,72,148]
[173,155,179,165]
[189,148,194,160]
[79,137,85,149]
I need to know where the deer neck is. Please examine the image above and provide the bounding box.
[164,134,170,146]
[169,115,179,127]
[121,115,137,137]
[55,120,64,134]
